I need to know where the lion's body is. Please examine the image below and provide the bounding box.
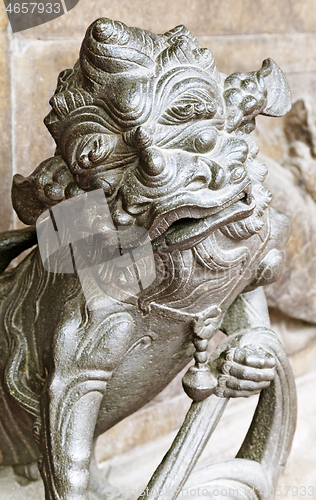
[0,207,289,469]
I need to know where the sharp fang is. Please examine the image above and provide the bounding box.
[242,185,253,205]
[246,192,253,205]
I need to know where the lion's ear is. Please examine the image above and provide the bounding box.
[260,58,291,117]
[223,58,291,133]
[12,156,81,226]
[12,174,49,225]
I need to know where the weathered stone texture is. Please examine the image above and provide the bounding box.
[12,39,80,181]
[199,33,316,76]
[17,0,316,39]
[263,154,316,324]
[0,7,13,231]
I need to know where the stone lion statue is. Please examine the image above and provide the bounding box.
[0,18,296,500]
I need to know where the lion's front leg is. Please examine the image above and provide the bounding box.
[40,373,107,500]
[210,287,278,399]
[38,308,134,500]
[215,343,276,398]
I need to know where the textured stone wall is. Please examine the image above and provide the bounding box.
[1,0,316,463]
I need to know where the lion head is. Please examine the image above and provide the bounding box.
[12,18,291,252]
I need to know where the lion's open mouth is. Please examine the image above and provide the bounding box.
[88,184,255,253]
[150,185,255,252]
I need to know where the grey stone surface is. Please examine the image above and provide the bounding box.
[16,0,316,40]
[199,33,316,76]
[0,8,14,231]
[12,38,80,180]
[264,153,316,323]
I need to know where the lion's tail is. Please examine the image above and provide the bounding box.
[0,226,37,274]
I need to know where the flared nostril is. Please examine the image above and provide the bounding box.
[209,166,225,189]
[229,163,247,183]
[196,157,226,190]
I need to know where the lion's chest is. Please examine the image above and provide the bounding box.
[94,303,195,436]
[93,225,272,434]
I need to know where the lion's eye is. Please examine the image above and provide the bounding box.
[166,128,217,154]
[76,134,115,170]
[194,130,217,154]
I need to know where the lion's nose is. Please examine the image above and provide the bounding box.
[137,147,172,187]
[139,148,165,176]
